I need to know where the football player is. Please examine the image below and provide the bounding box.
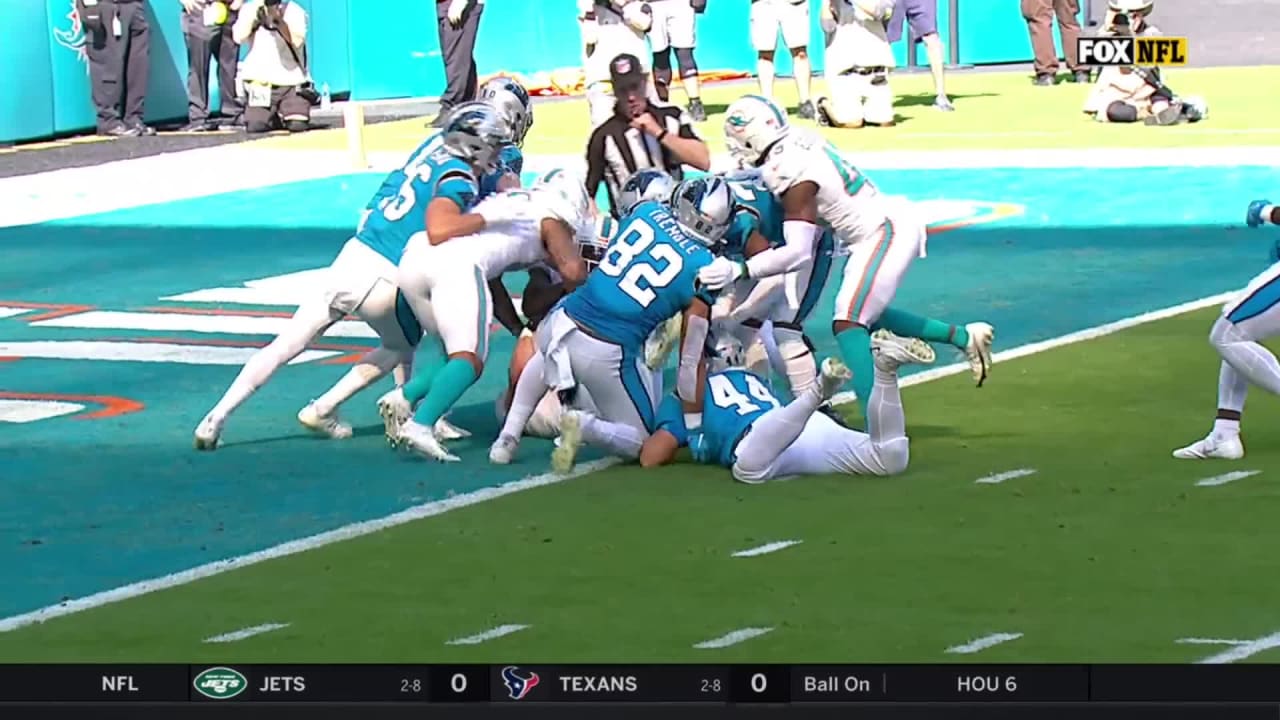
[700,95,995,422]
[1172,199,1280,460]
[380,173,593,462]
[489,178,736,472]
[192,103,514,450]
[640,330,933,481]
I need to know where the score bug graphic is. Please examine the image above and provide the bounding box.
[501,666,540,700]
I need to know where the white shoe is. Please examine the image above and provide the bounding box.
[193,415,222,451]
[377,388,412,445]
[434,416,472,440]
[644,314,683,371]
[489,434,520,464]
[1172,433,1245,460]
[872,329,937,372]
[818,357,853,402]
[297,403,353,440]
[964,322,995,386]
[551,409,585,474]
[397,419,460,462]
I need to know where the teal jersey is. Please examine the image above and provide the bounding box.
[723,176,785,260]
[357,142,479,263]
[655,368,783,467]
[562,200,716,350]
[363,135,518,212]
[480,143,524,196]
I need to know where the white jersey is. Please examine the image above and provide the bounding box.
[420,189,559,279]
[758,128,894,250]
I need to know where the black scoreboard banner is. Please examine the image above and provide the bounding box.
[1,664,1280,704]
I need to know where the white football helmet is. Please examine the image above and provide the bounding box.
[723,95,790,167]
[478,76,534,147]
[707,333,745,373]
[670,176,735,248]
[441,102,514,176]
[532,168,592,238]
[617,169,676,217]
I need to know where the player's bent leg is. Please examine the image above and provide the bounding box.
[864,330,935,474]
[872,308,994,386]
[492,350,554,464]
[300,346,407,440]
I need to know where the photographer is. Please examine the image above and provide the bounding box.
[581,0,657,128]
[1082,0,1205,125]
[232,0,312,134]
[815,0,897,128]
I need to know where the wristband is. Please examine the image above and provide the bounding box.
[657,128,669,142]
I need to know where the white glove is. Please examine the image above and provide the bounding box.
[447,0,470,27]
[181,0,205,12]
[697,257,746,291]
[478,199,526,228]
[820,14,837,33]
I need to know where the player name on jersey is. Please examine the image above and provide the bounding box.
[0,664,1277,703]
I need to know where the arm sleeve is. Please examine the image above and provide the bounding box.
[231,3,256,43]
[744,220,817,279]
[584,128,607,201]
[285,3,307,45]
[434,168,480,211]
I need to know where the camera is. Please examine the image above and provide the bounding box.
[1108,11,1133,36]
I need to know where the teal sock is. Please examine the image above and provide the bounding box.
[413,358,478,426]
[835,325,876,425]
[873,307,969,349]
[402,340,447,405]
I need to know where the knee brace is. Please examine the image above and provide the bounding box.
[1106,101,1139,123]
[284,119,308,133]
[674,47,698,79]
[652,50,673,100]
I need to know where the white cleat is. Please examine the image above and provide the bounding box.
[434,416,472,440]
[396,419,460,462]
[644,314,683,370]
[1172,433,1245,460]
[193,415,222,451]
[489,434,520,465]
[872,329,937,373]
[964,322,995,387]
[817,357,853,402]
[297,403,353,440]
[377,388,412,446]
[551,409,585,474]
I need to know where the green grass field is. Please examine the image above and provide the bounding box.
[5,307,1280,663]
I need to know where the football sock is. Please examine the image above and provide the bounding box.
[1213,362,1247,438]
[873,308,969,349]
[775,331,818,396]
[580,414,647,459]
[413,358,478,427]
[311,347,403,417]
[865,362,910,473]
[401,340,447,406]
[500,352,551,439]
[836,325,876,424]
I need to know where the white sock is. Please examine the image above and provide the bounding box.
[757,57,775,99]
[868,366,906,447]
[775,330,817,397]
[580,414,647,459]
[1212,361,1247,438]
[311,347,404,416]
[500,351,550,438]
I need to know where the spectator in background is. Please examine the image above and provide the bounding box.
[585,53,709,218]
[581,0,656,128]
[82,0,154,136]
[647,0,707,121]
[816,0,896,128]
[180,0,244,132]
[430,0,484,128]
[1021,0,1087,85]
[233,0,311,134]
[886,0,953,111]
[749,0,815,120]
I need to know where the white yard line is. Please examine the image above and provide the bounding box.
[0,293,1245,634]
[731,540,803,558]
[693,627,774,649]
[0,307,32,319]
[1197,631,1280,664]
[1195,470,1260,487]
[974,468,1037,485]
[945,632,1024,654]
[203,622,289,643]
[1177,638,1249,646]
[445,624,530,646]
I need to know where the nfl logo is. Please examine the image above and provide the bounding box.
[615,58,632,73]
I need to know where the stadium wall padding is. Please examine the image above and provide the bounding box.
[2,0,1081,144]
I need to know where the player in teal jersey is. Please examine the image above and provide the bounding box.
[638,330,933,483]
[490,179,737,472]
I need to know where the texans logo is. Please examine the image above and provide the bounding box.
[501,666,540,700]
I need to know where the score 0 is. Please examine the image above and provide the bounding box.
[431,666,489,702]
[730,666,791,703]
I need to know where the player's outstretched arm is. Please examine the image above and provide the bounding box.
[740,182,820,280]
[425,197,486,245]
[541,218,589,291]
[677,298,712,424]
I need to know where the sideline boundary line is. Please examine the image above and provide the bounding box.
[0,291,1239,634]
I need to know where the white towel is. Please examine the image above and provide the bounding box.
[538,308,579,392]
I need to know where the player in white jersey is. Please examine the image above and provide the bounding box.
[699,94,995,425]
[1172,199,1280,460]
[382,179,592,462]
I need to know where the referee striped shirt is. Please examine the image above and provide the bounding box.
[585,102,701,218]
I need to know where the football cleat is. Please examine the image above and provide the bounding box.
[818,357,853,401]
[397,419,460,462]
[1172,433,1245,460]
[434,416,472,440]
[551,409,586,474]
[1246,199,1272,228]
[193,415,222,451]
[377,388,412,446]
[964,322,995,386]
[871,329,937,373]
[489,434,520,465]
[297,403,353,440]
[644,314,683,370]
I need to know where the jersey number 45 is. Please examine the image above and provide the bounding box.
[597,217,683,307]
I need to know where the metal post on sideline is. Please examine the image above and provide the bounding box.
[945,0,972,70]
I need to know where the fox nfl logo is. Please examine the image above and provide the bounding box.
[1078,37,1188,66]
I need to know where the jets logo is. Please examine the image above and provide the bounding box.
[193,667,248,700]
[501,666,540,700]
[52,0,88,64]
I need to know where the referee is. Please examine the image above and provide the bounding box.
[585,53,711,218]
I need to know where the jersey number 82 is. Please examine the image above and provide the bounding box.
[597,217,683,307]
